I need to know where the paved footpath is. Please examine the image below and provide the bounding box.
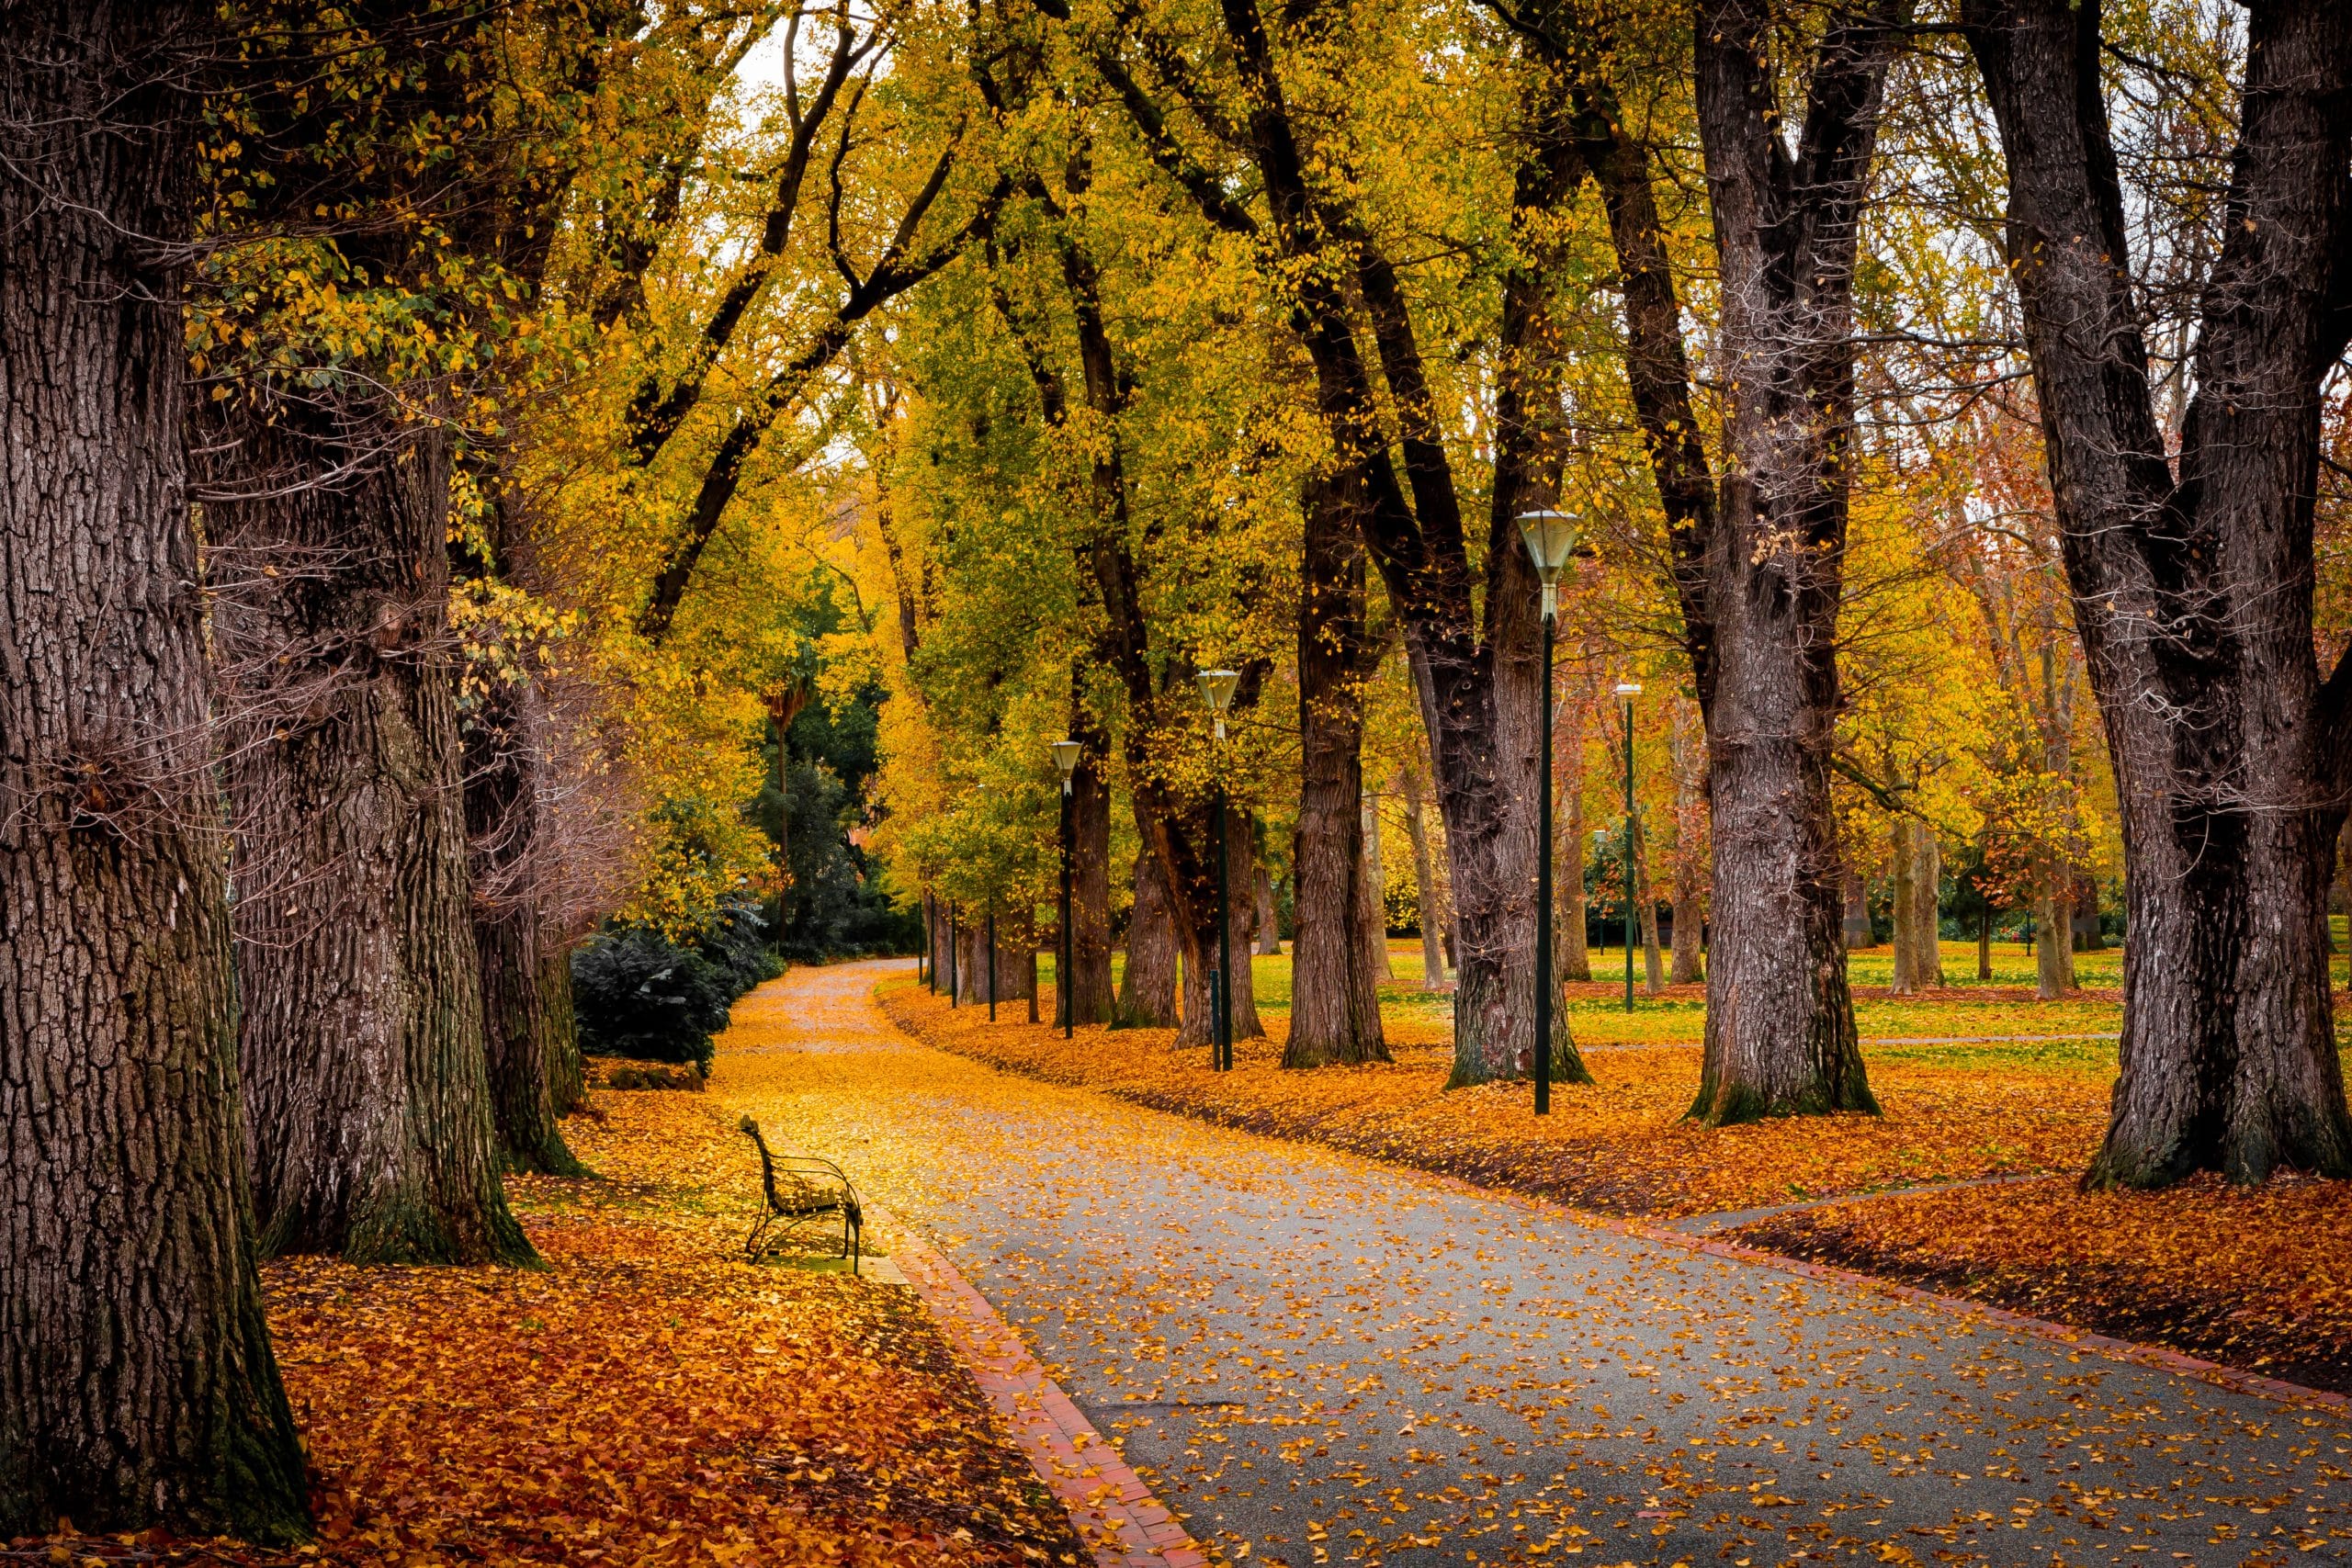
[715,962,2352,1567]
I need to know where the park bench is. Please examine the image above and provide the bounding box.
[737,1115,863,1272]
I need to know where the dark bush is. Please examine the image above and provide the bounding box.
[571,900,784,1070]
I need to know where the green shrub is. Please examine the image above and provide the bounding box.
[571,899,783,1070]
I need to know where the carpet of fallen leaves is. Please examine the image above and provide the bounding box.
[879,978,2108,1218]
[31,1088,1088,1567]
[1732,1173,2352,1395]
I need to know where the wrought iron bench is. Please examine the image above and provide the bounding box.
[738,1115,863,1272]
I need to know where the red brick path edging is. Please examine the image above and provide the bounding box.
[872,1200,1209,1568]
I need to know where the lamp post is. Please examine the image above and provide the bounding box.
[1518,510,1579,1115]
[1053,739,1082,1038]
[1198,670,1240,1072]
[1614,681,1643,1012]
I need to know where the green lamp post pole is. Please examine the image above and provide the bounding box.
[1518,511,1579,1114]
[1615,681,1642,1011]
[1053,739,1082,1039]
[1198,671,1240,1072]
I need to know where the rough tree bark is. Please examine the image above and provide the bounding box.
[1527,0,1892,1119]
[0,2,308,1535]
[1674,0,1900,1122]
[1964,0,2352,1183]
[541,925,587,1117]
[1288,473,1389,1066]
[1118,846,1182,1028]
[465,678,582,1175]
[207,411,531,1265]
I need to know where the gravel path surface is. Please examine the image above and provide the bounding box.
[716,961,2352,1567]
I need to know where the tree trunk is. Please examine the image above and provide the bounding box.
[209,410,531,1266]
[1889,819,1920,994]
[1965,0,2352,1184]
[1537,0,1896,1122]
[464,680,582,1176]
[1067,732,1116,1024]
[2073,874,2104,951]
[957,913,1035,1007]
[542,921,587,1117]
[1253,864,1282,954]
[2036,875,2075,999]
[1192,0,1581,1089]
[1633,813,1664,995]
[474,904,584,1175]
[1117,847,1181,1028]
[1679,0,1899,1123]
[1179,807,1264,1047]
[1400,766,1453,991]
[1287,473,1389,1064]
[1843,868,1872,950]
[1912,826,1945,987]
[1359,791,1396,981]
[1979,902,1994,982]
[0,5,308,1535]
[1668,700,1707,984]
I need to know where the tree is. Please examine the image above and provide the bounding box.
[1521,0,1903,1119]
[1046,0,1590,1085]
[192,3,605,1263]
[0,1,306,1536]
[1962,0,2352,1184]
[1288,474,1391,1065]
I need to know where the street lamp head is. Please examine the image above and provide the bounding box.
[1516,509,1579,619]
[1613,681,1643,701]
[1196,669,1240,740]
[1051,738,1082,795]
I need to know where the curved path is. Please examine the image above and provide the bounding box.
[715,961,2352,1566]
